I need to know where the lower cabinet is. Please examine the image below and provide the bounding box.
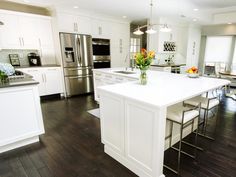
[17,67,63,96]
[93,71,137,102]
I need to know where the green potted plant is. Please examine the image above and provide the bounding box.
[0,70,8,83]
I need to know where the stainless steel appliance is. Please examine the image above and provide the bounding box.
[60,32,94,97]
[92,38,111,68]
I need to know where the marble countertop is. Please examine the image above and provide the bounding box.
[14,64,61,69]
[98,70,230,108]
[0,77,38,88]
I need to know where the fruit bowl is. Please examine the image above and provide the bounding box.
[188,73,199,78]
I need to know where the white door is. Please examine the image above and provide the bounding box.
[19,16,39,49]
[44,68,63,95]
[0,13,21,49]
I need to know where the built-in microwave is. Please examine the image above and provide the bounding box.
[92,38,111,68]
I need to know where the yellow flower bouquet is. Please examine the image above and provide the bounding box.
[135,49,155,85]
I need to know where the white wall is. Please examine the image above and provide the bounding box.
[186,25,201,68]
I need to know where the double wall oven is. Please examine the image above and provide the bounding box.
[92,38,111,68]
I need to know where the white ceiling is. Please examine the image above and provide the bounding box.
[5,0,236,24]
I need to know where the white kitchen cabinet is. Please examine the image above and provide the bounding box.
[57,13,91,34]
[0,10,57,66]
[17,67,63,96]
[0,13,22,49]
[36,17,56,65]
[110,22,130,67]
[91,19,110,38]
[93,70,137,102]
[19,16,39,49]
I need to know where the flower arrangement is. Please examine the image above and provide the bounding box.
[0,63,15,83]
[135,48,155,70]
[135,49,155,85]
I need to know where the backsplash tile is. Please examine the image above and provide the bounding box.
[0,49,39,66]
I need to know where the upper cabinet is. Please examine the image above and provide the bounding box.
[0,10,56,65]
[57,13,91,35]
[91,19,111,38]
[0,13,23,49]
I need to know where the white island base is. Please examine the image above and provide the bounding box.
[0,83,45,153]
[98,71,230,177]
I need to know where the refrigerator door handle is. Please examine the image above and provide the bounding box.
[68,75,92,79]
[77,37,82,66]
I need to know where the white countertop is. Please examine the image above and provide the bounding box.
[98,70,230,108]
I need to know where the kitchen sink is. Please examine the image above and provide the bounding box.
[113,70,136,74]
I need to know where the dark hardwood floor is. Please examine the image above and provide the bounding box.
[0,94,235,177]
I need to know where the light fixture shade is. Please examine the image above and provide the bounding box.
[160,24,171,32]
[133,28,144,35]
[146,27,157,34]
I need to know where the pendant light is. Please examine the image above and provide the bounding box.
[146,0,157,34]
[133,0,171,35]
[133,26,144,35]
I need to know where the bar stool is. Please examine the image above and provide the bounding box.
[164,103,200,175]
[184,94,220,140]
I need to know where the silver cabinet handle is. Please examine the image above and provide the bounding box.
[44,74,47,83]
[19,38,22,46]
[22,38,24,46]
[42,74,44,82]
[39,38,41,47]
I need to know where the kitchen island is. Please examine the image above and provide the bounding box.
[0,78,45,153]
[97,69,230,177]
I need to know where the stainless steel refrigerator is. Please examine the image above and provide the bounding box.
[60,32,94,97]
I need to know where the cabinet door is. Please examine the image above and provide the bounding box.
[44,67,63,95]
[57,13,78,33]
[91,19,110,38]
[19,16,39,49]
[18,68,46,96]
[77,16,91,35]
[0,13,21,49]
[37,18,54,48]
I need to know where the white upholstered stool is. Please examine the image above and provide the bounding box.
[184,95,220,140]
[164,103,200,175]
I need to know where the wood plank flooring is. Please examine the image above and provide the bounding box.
[0,94,235,177]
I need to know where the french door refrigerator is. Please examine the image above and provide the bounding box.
[60,32,94,97]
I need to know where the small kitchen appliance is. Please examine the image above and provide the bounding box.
[28,53,41,66]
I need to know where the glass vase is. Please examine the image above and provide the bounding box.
[140,69,147,85]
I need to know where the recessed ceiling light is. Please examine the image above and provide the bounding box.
[122,16,127,19]
[193,18,197,22]
[228,22,232,25]
[73,6,79,9]
[193,8,199,11]
[23,0,30,2]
